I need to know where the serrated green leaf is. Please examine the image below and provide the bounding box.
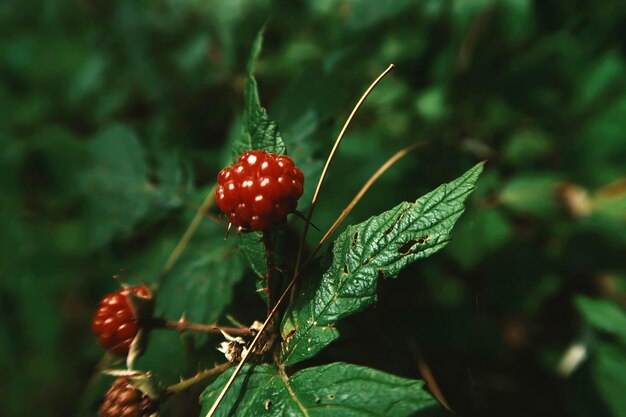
[576,296,626,345]
[200,362,444,417]
[281,163,484,365]
[235,29,286,156]
[81,125,152,247]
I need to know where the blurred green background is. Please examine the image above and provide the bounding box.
[2,0,626,416]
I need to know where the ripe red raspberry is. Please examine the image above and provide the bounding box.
[92,286,151,356]
[216,150,304,231]
[100,377,158,417]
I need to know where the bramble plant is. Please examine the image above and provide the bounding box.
[93,30,483,417]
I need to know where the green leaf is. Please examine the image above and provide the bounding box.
[281,163,484,365]
[345,0,417,31]
[81,125,152,247]
[591,342,626,417]
[238,231,267,279]
[576,296,626,345]
[499,0,535,42]
[200,362,445,417]
[499,173,561,217]
[159,221,245,336]
[576,52,625,112]
[414,86,448,121]
[235,28,286,156]
[503,129,552,167]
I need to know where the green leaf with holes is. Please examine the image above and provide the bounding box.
[280,163,484,365]
[235,28,286,156]
[200,362,445,417]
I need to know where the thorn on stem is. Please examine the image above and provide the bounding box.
[224,223,232,240]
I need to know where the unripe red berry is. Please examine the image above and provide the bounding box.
[100,377,158,417]
[92,286,151,356]
[216,150,304,231]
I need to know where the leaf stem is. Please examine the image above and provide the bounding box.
[165,363,232,395]
[148,318,254,338]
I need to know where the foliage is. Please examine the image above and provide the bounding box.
[2,1,626,417]
[201,363,443,417]
[281,163,483,365]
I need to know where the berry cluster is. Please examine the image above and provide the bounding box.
[216,150,304,231]
[100,377,157,417]
[92,286,150,356]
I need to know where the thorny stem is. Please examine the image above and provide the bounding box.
[148,318,254,338]
[165,363,232,395]
[205,65,396,417]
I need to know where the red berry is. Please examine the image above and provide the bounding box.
[100,377,158,417]
[92,286,150,356]
[216,151,304,231]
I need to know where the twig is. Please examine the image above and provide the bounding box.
[312,142,423,258]
[408,338,452,411]
[165,363,232,395]
[148,318,254,338]
[204,267,300,417]
[292,64,396,277]
[204,64,395,417]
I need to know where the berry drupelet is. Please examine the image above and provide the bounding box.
[92,286,151,356]
[216,150,304,231]
[100,377,158,417]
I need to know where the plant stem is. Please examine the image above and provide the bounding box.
[261,230,277,315]
[165,363,232,395]
[148,318,254,338]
